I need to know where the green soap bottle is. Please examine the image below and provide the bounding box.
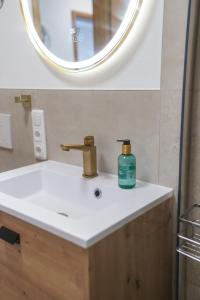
[117,139,136,189]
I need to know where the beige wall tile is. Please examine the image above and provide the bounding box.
[158,89,182,191]
[0,90,160,183]
[159,0,189,190]
[0,90,35,171]
[161,0,188,91]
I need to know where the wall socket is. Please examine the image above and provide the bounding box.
[31,110,47,160]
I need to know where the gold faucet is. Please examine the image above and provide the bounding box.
[60,136,98,178]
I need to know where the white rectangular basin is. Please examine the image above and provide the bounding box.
[0,168,116,219]
[0,161,173,248]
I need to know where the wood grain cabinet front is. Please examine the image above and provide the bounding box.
[0,198,173,300]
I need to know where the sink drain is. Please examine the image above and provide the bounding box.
[57,212,69,218]
[94,188,102,199]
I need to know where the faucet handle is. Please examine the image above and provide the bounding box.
[84,136,94,146]
[60,144,70,151]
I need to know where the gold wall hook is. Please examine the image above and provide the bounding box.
[15,95,32,108]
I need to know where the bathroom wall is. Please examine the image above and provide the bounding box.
[0,0,163,90]
[0,0,189,192]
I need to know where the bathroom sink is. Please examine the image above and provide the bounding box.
[0,161,173,247]
[0,167,114,220]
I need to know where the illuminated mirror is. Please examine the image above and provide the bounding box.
[20,0,143,72]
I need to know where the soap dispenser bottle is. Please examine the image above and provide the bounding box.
[117,139,136,189]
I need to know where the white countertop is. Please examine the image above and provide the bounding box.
[0,161,173,248]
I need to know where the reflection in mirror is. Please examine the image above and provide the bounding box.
[0,0,4,9]
[27,0,136,62]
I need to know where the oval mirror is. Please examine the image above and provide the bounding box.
[20,0,143,72]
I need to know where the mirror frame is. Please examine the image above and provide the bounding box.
[19,0,143,73]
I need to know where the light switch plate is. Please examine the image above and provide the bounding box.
[31,110,47,160]
[0,113,13,149]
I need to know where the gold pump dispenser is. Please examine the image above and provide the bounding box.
[117,139,136,189]
[117,139,132,155]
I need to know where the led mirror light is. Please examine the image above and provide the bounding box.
[20,0,143,72]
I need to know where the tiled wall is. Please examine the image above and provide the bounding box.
[0,0,189,193]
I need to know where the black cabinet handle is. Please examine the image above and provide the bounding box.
[0,226,20,245]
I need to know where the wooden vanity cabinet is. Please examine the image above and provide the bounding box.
[0,198,173,300]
